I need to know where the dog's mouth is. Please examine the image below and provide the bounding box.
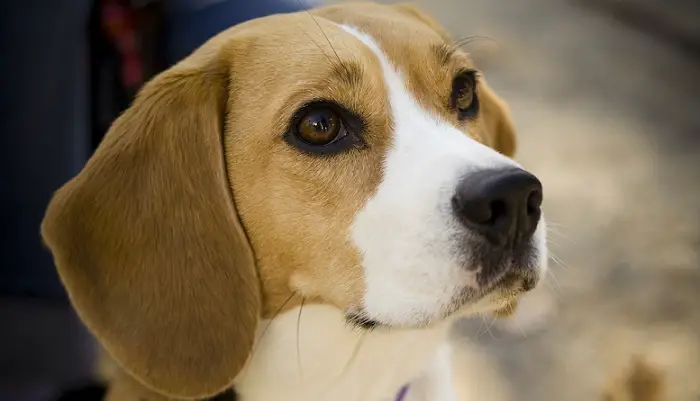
[345,270,532,330]
[345,311,381,330]
[465,233,540,284]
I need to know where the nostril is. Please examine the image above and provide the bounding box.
[486,199,506,225]
[453,168,543,247]
[526,189,543,217]
[453,197,507,227]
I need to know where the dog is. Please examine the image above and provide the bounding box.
[41,2,548,400]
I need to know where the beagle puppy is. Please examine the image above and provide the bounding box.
[41,2,548,401]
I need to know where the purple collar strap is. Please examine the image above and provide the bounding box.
[395,384,410,401]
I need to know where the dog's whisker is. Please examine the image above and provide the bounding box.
[252,292,297,357]
[545,235,569,248]
[547,248,565,263]
[547,228,576,245]
[550,256,567,271]
[514,321,528,339]
[544,277,559,296]
[548,250,568,271]
[547,226,567,234]
[474,314,485,337]
[484,315,498,340]
[545,220,566,227]
[545,220,577,245]
[314,328,368,399]
[296,297,306,381]
[546,269,563,295]
[450,35,502,64]
[475,313,491,339]
[340,330,367,380]
[294,23,335,64]
[450,35,500,51]
[546,237,563,249]
[297,1,354,80]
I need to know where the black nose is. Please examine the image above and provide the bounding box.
[452,168,543,249]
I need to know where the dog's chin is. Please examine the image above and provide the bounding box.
[346,256,544,331]
[344,308,451,332]
[345,296,518,332]
[452,288,522,318]
[345,288,524,332]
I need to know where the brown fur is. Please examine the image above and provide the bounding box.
[314,3,517,157]
[41,2,517,400]
[41,46,258,398]
[479,80,517,157]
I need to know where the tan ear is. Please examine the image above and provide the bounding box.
[41,52,259,399]
[479,80,518,157]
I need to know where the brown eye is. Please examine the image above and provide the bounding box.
[285,101,365,155]
[455,85,474,110]
[296,107,343,145]
[451,70,479,120]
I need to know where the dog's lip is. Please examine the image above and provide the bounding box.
[469,271,531,302]
[344,310,381,330]
[345,272,530,330]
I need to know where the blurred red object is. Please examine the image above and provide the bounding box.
[101,0,144,91]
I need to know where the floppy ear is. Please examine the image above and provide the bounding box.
[479,80,518,157]
[41,51,259,399]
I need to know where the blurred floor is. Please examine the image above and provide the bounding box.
[369,0,700,400]
[329,0,700,399]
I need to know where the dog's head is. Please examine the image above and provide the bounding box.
[42,2,547,399]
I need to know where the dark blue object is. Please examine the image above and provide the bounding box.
[165,0,315,65]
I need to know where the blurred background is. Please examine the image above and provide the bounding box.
[1,0,698,400]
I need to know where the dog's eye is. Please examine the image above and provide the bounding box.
[295,107,344,146]
[285,101,365,155]
[451,70,479,120]
[455,85,474,110]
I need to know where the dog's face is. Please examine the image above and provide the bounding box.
[231,4,546,327]
[41,2,546,399]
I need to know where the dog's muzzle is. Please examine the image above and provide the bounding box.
[452,167,543,288]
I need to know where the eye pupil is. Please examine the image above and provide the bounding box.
[296,108,341,145]
[456,86,473,110]
[310,115,331,132]
[452,71,479,119]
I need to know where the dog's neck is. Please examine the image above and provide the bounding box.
[233,304,457,401]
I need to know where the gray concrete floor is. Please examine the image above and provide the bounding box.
[322,0,700,399]
[377,0,700,399]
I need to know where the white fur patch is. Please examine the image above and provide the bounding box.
[341,25,548,327]
[235,305,450,401]
[402,342,460,401]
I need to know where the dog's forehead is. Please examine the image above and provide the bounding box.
[206,3,450,75]
[311,3,447,50]
[201,4,469,140]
